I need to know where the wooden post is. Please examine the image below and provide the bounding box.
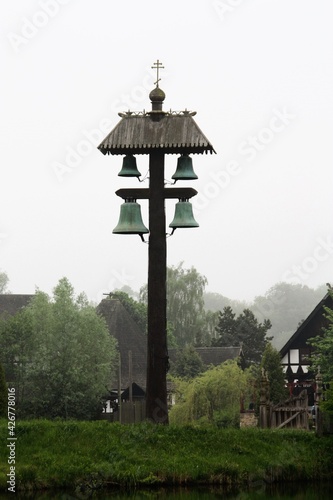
[129,350,133,403]
[315,369,323,436]
[259,370,268,428]
[118,352,122,424]
[145,151,169,424]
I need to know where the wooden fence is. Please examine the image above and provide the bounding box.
[259,371,309,429]
[269,391,309,429]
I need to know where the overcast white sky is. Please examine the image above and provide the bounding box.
[1,0,333,303]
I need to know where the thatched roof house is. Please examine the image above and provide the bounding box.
[0,294,34,318]
[97,298,147,389]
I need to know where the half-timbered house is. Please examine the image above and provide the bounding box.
[279,291,333,405]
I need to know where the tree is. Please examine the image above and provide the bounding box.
[308,289,333,417]
[170,345,204,379]
[213,307,272,366]
[308,292,333,381]
[0,362,7,418]
[211,306,236,346]
[260,343,288,404]
[0,271,10,293]
[0,278,118,419]
[0,307,35,401]
[170,359,246,427]
[167,263,208,346]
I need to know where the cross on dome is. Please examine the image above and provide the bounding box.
[151,59,164,87]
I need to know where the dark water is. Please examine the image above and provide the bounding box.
[0,483,332,499]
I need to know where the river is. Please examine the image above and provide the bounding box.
[0,482,332,499]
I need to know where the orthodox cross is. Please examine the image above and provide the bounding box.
[151,59,164,87]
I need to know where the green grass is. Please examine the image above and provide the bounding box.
[0,419,332,493]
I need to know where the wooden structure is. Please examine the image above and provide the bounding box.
[98,62,215,423]
[98,298,247,422]
[259,371,309,429]
[279,292,333,406]
[270,391,309,430]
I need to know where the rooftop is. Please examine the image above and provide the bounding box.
[98,111,215,156]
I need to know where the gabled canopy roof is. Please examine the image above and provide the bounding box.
[98,112,216,155]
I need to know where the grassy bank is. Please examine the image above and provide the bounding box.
[1,419,332,493]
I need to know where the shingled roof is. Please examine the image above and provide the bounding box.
[0,294,34,318]
[98,112,215,156]
[97,298,147,389]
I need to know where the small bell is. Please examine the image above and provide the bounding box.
[172,154,198,182]
[169,198,199,234]
[118,155,141,177]
[113,199,149,240]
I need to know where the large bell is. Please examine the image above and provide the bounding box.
[118,155,141,177]
[172,154,198,181]
[113,199,149,238]
[169,199,199,233]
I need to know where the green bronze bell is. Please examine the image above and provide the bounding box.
[118,155,141,177]
[169,199,199,233]
[113,199,149,239]
[172,154,198,181]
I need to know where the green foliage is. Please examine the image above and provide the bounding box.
[243,363,261,411]
[241,345,288,412]
[211,306,236,346]
[260,343,288,404]
[0,307,35,392]
[0,362,7,418]
[0,277,118,420]
[309,292,333,381]
[213,307,272,366]
[170,359,246,426]
[308,290,333,416]
[1,419,332,492]
[320,385,333,416]
[170,345,204,379]
[204,309,219,342]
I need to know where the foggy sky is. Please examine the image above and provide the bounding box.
[1,0,333,303]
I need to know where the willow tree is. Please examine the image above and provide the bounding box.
[170,359,247,427]
[140,262,208,347]
[0,271,10,293]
